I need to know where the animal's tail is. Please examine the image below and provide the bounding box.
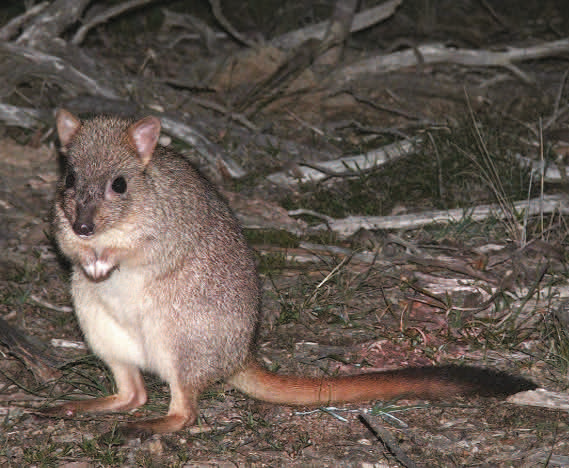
[227,362,537,405]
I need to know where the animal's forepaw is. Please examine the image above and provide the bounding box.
[82,258,116,281]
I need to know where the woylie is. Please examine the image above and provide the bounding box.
[48,109,537,434]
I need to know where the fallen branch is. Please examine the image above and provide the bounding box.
[508,388,569,411]
[161,8,225,52]
[159,115,246,178]
[358,414,418,468]
[0,104,49,128]
[271,0,403,50]
[0,42,120,99]
[235,39,322,115]
[0,317,63,383]
[315,0,358,66]
[208,0,257,48]
[29,295,73,314]
[72,0,159,46]
[309,194,569,237]
[412,271,493,302]
[15,0,90,49]
[0,100,246,180]
[514,153,569,183]
[267,137,420,186]
[0,2,49,41]
[333,39,569,86]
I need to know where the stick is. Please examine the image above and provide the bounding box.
[16,0,91,48]
[0,317,63,383]
[208,0,257,48]
[0,2,50,41]
[159,115,246,178]
[311,194,569,237]
[267,137,420,186]
[0,42,119,99]
[514,153,569,183]
[72,0,159,46]
[358,414,418,468]
[316,0,358,66]
[0,104,49,128]
[334,39,569,86]
[271,0,403,50]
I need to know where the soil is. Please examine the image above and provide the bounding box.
[1,1,569,467]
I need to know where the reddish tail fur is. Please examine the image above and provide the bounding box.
[229,362,537,406]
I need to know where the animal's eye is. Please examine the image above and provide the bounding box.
[111,176,127,194]
[65,170,75,189]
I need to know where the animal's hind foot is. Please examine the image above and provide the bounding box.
[121,413,193,438]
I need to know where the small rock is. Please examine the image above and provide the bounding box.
[145,437,164,455]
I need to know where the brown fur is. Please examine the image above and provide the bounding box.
[49,110,536,434]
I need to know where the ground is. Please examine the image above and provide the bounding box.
[1,1,569,467]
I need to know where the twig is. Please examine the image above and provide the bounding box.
[16,0,90,49]
[0,317,64,383]
[514,154,569,183]
[336,119,445,140]
[29,295,73,313]
[348,90,428,121]
[72,0,159,46]
[189,96,259,131]
[545,67,569,130]
[286,110,326,137]
[315,0,358,66]
[162,9,223,53]
[235,38,322,115]
[477,0,511,30]
[0,2,49,41]
[288,209,334,223]
[405,254,498,285]
[0,104,49,128]
[297,161,388,184]
[208,0,257,48]
[358,414,418,468]
[159,114,246,178]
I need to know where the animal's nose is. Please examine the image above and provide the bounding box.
[73,221,94,237]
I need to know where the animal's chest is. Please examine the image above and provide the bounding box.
[72,267,150,367]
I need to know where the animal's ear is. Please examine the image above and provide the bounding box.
[127,116,161,166]
[56,109,81,146]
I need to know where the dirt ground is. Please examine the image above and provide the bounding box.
[2,1,569,466]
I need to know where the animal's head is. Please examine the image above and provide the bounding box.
[55,109,161,239]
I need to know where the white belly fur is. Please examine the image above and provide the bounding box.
[72,266,152,372]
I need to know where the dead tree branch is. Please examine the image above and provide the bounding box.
[72,0,159,46]
[15,0,91,49]
[309,194,569,237]
[160,115,246,178]
[0,42,120,99]
[161,9,224,52]
[0,104,50,128]
[0,2,50,41]
[334,39,569,86]
[268,137,421,186]
[271,0,403,50]
[0,317,64,383]
[208,0,257,48]
[316,0,358,66]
